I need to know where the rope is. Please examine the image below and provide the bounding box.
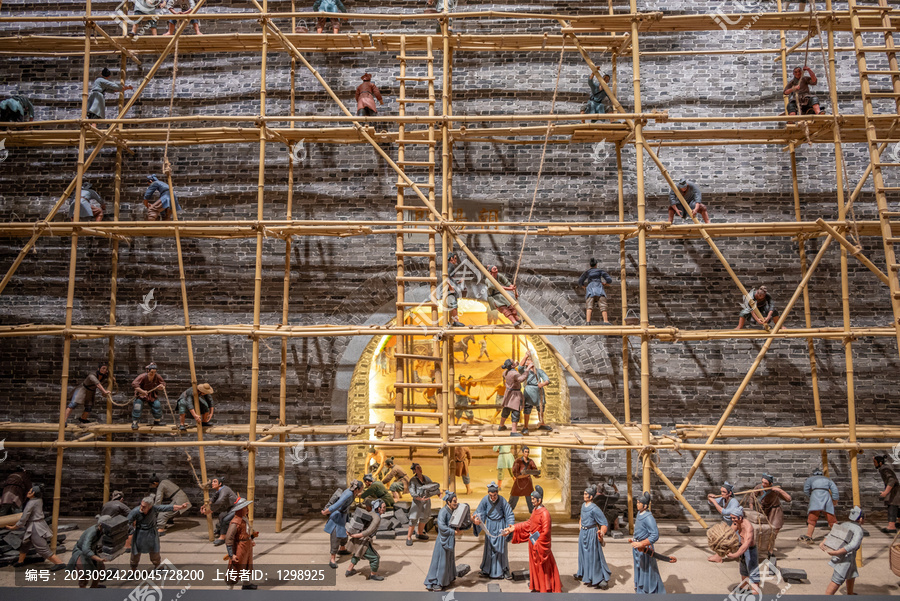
[162,39,179,177]
[512,38,567,285]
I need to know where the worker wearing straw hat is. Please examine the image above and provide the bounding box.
[225,498,259,590]
[175,383,215,431]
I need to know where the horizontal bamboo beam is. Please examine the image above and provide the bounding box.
[675,424,900,439]
[0,323,894,341]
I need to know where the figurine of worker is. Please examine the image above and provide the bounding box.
[668,178,710,223]
[355,73,384,118]
[312,0,347,34]
[874,455,899,534]
[0,95,34,122]
[175,383,215,430]
[65,363,111,423]
[66,182,106,222]
[784,66,821,116]
[166,0,203,36]
[820,506,865,595]
[488,265,522,327]
[737,286,778,330]
[578,258,614,325]
[131,362,166,430]
[87,68,133,122]
[799,467,839,544]
[582,73,612,122]
[143,174,182,221]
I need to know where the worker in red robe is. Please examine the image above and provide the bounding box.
[225,499,258,590]
[502,485,562,592]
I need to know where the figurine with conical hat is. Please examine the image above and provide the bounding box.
[356,73,384,118]
[225,499,259,590]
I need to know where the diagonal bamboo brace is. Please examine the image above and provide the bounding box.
[678,234,835,494]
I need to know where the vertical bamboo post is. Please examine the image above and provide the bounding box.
[629,0,651,493]
[440,19,452,489]
[778,0,829,477]
[276,5,297,531]
[247,1,269,527]
[52,0,92,550]
[832,0,862,565]
[616,141,634,533]
[395,36,407,441]
[103,45,128,505]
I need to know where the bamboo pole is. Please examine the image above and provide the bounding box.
[246,2,269,529]
[616,141,634,533]
[103,42,128,506]
[779,0,830,479]
[628,0,652,493]
[51,1,92,552]
[817,219,890,285]
[0,0,210,298]
[275,4,297,533]
[678,235,835,495]
[436,26,452,490]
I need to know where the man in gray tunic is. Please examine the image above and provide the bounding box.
[488,266,522,327]
[175,383,215,431]
[65,182,106,223]
[800,467,839,544]
[65,363,110,423]
[668,178,710,224]
[87,68,133,121]
[345,498,386,581]
[4,485,66,570]
[151,474,191,532]
[101,490,130,518]
[130,0,167,36]
[127,495,188,569]
[201,477,238,545]
[406,463,435,547]
[819,505,865,595]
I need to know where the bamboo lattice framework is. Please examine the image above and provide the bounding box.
[0,1,898,552]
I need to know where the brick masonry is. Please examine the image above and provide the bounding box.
[0,1,899,521]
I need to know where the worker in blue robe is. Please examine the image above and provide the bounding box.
[322,479,363,569]
[631,491,665,594]
[87,68,133,120]
[800,467,839,544]
[575,485,611,588]
[127,495,187,569]
[424,490,460,592]
[143,174,183,220]
[0,95,34,122]
[473,481,514,579]
[707,481,741,562]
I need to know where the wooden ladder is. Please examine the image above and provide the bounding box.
[393,35,443,438]
[848,0,900,355]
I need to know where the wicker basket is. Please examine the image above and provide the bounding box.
[890,531,900,578]
[624,309,640,326]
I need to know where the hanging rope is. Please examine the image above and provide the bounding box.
[162,40,179,176]
[512,38,567,285]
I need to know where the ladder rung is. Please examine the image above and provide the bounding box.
[863,69,900,75]
[396,301,439,307]
[396,76,435,81]
[394,410,442,419]
[874,162,900,167]
[397,182,435,188]
[394,383,442,389]
[396,55,434,61]
[396,276,438,282]
[396,99,436,104]
[886,237,900,244]
[397,161,435,166]
[851,6,891,13]
[877,186,900,191]
[396,139,437,145]
[396,251,437,257]
[854,27,898,32]
[395,353,442,362]
[890,263,900,271]
[873,139,900,143]
[866,91,900,97]
[857,46,898,53]
[894,291,900,299]
[395,205,437,211]
[881,211,900,217]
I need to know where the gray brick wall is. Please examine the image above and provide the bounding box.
[0,1,898,521]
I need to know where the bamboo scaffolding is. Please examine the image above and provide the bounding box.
[1,2,899,532]
[0,0,211,298]
[778,0,830,479]
[616,140,634,533]
[246,1,269,528]
[50,2,92,552]
[677,235,835,495]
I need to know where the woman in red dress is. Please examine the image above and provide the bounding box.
[503,485,562,592]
